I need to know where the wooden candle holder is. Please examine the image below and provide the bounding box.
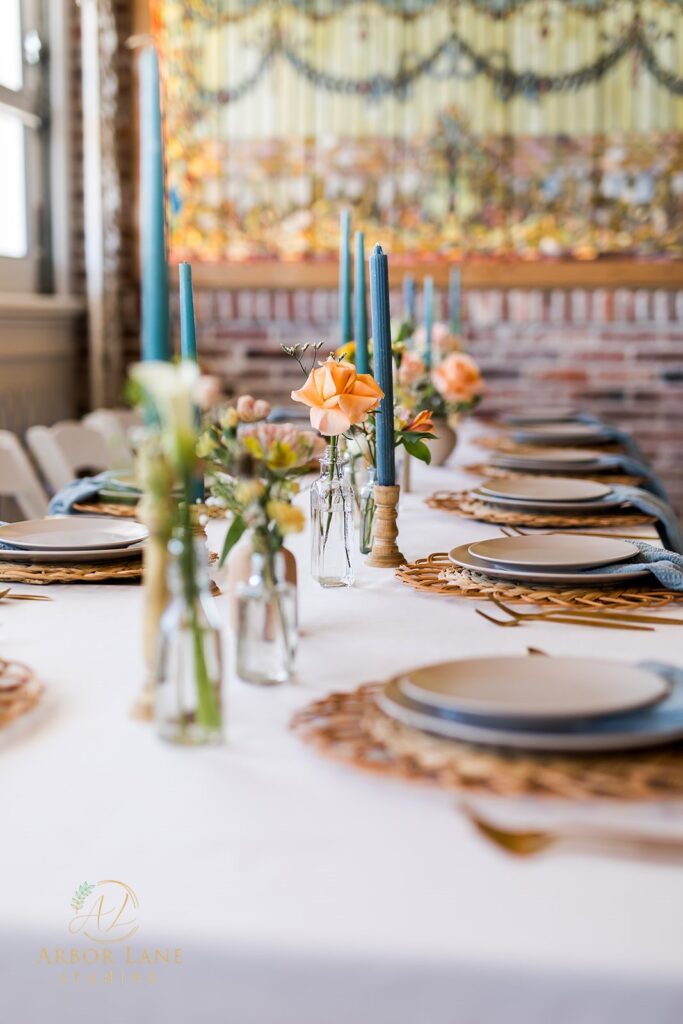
[366,484,405,568]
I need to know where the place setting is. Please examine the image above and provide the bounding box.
[426,469,683,552]
[0,516,147,585]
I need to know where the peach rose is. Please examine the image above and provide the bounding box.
[398,351,426,388]
[431,353,484,406]
[291,357,384,436]
[236,395,271,423]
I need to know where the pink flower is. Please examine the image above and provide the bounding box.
[398,352,427,387]
[431,353,484,406]
[236,395,271,423]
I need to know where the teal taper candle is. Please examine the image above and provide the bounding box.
[369,244,395,487]
[423,275,434,369]
[179,263,198,362]
[449,266,461,334]
[139,45,171,361]
[354,231,369,374]
[403,274,416,324]
[339,209,352,345]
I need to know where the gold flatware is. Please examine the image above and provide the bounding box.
[490,597,683,627]
[461,803,683,859]
[500,525,659,541]
[476,607,653,631]
[0,588,51,602]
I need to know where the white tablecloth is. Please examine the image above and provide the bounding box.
[3,425,683,1024]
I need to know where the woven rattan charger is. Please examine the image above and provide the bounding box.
[72,500,226,520]
[0,657,44,728]
[464,463,642,488]
[291,683,683,801]
[395,552,683,610]
[425,490,655,530]
[0,558,143,585]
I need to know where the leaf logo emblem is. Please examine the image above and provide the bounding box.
[70,881,96,913]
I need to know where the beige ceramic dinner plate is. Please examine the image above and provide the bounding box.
[477,476,611,503]
[0,516,148,551]
[467,534,638,571]
[491,447,606,467]
[513,423,609,444]
[448,542,649,585]
[0,543,145,564]
[398,656,669,722]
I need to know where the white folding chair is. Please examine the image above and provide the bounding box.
[0,431,49,519]
[27,421,113,492]
[83,408,138,469]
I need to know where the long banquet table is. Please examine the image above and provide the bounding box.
[3,423,683,1023]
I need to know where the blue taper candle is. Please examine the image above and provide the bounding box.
[423,275,434,369]
[339,209,352,345]
[179,263,198,362]
[403,274,416,324]
[354,231,369,374]
[369,244,395,487]
[449,266,461,334]
[178,264,204,501]
[139,45,171,361]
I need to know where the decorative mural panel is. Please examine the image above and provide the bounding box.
[155,0,683,261]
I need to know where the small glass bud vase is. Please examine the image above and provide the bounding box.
[310,443,355,588]
[156,538,223,745]
[236,551,298,685]
[359,466,376,555]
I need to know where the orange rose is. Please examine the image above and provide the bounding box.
[291,357,384,436]
[431,353,484,405]
[404,409,434,434]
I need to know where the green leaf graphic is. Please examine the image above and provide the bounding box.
[70,881,96,912]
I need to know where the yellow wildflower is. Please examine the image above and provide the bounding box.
[220,407,239,430]
[266,500,305,536]
[235,480,265,507]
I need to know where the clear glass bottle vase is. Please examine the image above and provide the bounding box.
[156,537,223,745]
[359,466,376,555]
[236,551,297,685]
[310,442,355,587]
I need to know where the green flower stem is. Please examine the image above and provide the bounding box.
[180,477,221,732]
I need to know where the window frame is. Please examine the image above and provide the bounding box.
[0,0,49,294]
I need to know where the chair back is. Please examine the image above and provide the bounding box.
[0,431,49,519]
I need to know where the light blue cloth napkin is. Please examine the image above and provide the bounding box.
[609,487,683,554]
[48,472,114,515]
[594,454,669,502]
[585,540,683,589]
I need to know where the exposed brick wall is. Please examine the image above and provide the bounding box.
[135,284,683,509]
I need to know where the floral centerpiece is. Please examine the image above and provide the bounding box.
[198,394,318,568]
[130,361,223,744]
[396,349,484,465]
[283,344,384,584]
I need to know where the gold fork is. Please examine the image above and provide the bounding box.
[501,525,659,541]
[490,596,683,627]
[0,587,51,602]
[460,803,683,859]
[476,607,653,631]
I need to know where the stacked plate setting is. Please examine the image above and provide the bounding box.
[0,517,148,563]
[377,656,683,752]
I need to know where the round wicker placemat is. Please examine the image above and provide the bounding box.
[426,490,654,529]
[73,501,226,520]
[291,684,683,800]
[475,435,622,455]
[395,552,683,609]
[0,657,44,728]
[0,559,143,585]
[464,463,641,487]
